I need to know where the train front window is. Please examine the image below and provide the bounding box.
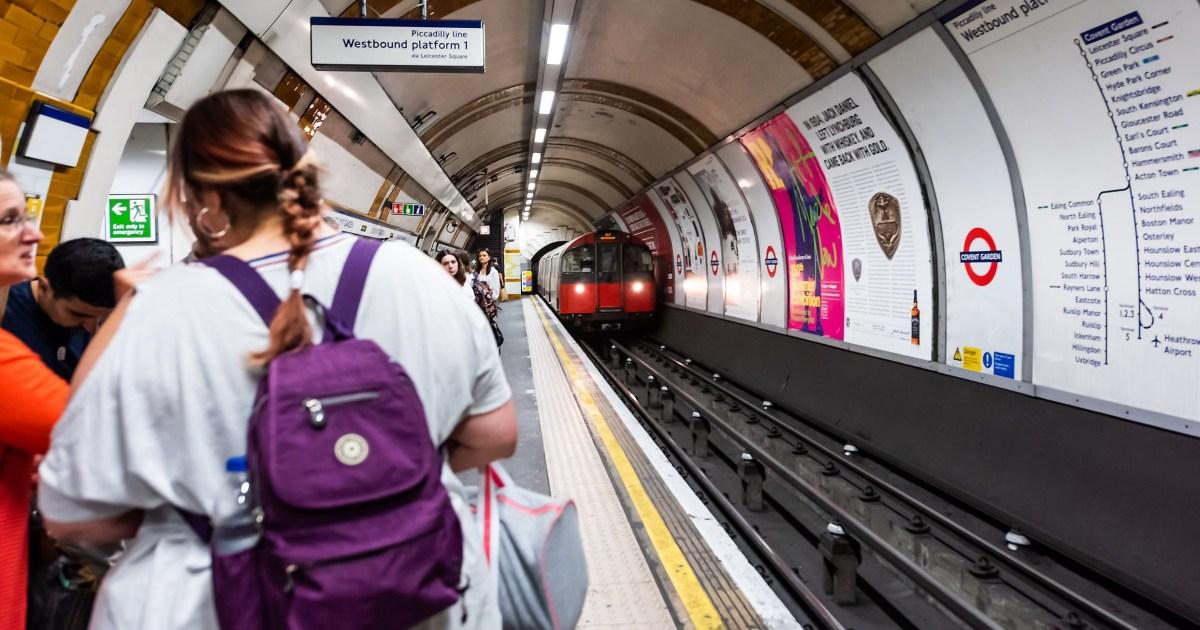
[598,244,619,282]
[563,246,595,274]
[623,245,653,275]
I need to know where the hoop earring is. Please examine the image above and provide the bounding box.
[196,207,230,239]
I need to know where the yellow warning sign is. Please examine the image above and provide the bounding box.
[962,346,983,372]
[952,347,962,362]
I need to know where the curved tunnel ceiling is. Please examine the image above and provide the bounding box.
[341,0,942,228]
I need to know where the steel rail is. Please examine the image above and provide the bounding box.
[634,339,1139,630]
[612,339,1006,630]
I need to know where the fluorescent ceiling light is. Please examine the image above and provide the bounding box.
[547,24,569,65]
[539,91,555,115]
[531,152,542,164]
[529,169,538,178]
[528,182,536,190]
[534,127,547,143]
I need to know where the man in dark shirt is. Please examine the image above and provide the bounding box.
[2,238,124,381]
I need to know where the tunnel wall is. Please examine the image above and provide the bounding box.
[615,1,1200,621]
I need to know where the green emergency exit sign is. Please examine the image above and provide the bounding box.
[106,194,157,242]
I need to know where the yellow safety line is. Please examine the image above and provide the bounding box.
[534,302,724,630]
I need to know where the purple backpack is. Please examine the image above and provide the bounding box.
[182,238,464,629]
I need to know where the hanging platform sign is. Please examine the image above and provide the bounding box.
[310,18,485,73]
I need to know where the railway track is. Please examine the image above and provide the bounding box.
[576,331,1179,630]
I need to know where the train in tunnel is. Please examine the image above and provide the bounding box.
[537,230,657,330]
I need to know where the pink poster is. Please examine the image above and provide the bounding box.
[741,113,844,339]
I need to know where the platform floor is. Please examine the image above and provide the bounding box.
[484,296,799,629]
[495,299,550,495]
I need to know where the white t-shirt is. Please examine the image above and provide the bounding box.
[461,277,477,305]
[475,266,501,301]
[38,235,510,629]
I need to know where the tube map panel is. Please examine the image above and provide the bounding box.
[945,0,1200,421]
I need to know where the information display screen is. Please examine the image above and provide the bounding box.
[945,0,1200,419]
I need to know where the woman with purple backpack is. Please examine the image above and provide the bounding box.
[35,90,517,629]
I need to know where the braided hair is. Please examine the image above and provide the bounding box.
[165,89,325,363]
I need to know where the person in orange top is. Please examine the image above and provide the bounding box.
[0,170,70,630]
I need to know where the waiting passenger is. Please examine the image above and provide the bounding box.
[474,248,504,302]
[1,238,124,380]
[0,170,70,630]
[36,89,517,629]
[439,249,476,303]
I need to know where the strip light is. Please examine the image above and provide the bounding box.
[539,91,555,115]
[531,152,542,164]
[547,24,569,65]
[534,127,547,143]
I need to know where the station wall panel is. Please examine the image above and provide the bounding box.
[868,28,1025,379]
[646,188,690,307]
[672,172,726,315]
[942,0,1200,429]
[716,142,787,330]
[616,194,675,304]
[741,113,845,339]
[686,153,763,324]
[782,74,936,359]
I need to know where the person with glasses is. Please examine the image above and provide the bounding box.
[0,170,70,630]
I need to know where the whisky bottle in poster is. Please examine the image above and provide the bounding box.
[910,289,920,346]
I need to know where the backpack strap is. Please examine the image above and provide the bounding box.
[200,255,281,327]
[327,238,381,332]
[176,507,214,543]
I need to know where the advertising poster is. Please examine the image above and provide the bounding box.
[687,154,762,322]
[716,142,790,330]
[868,28,1024,376]
[785,74,935,359]
[741,114,845,338]
[653,180,709,309]
[945,0,1200,422]
[617,194,675,301]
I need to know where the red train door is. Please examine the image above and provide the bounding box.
[597,240,622,311]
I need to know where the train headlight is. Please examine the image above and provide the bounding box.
[631,281,644,293]
[574,284,585,294]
